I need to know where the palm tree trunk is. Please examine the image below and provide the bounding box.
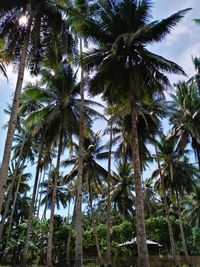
[74,37,84,267]
[66,222,73,267]
[88,180,104,265]
[0,18,32,214]
[6,163,27,243]
[67,199,71,223]
[0,137,26,242]
[21,141,44,267]
[106,119,112,266]
[0,183,13,241]
[163,188,177,266]
[5,163,27,264]
[175,189,190,265]
[154,143,177,266]
[36,169,46,217]
[35,169,43,215]
[6,167,23,242]
[67,200,76,267]
[146,194,153,218]
[43,159,53,220]
[47,131,63,267]
[130,93,150,267]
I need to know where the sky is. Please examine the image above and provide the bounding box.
[151,0,200,80]
[0,0,200,215]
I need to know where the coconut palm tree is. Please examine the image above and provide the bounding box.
[81,2,189,264]
[35,148,54,217]
[62,132,109,265]
[46,129,64,267]
[40,169,68,211]
[0,117,36,244]
[22,62,104,266]
[62,133,109,189]
[169,81,200,168]
[20,64,79,267]
[152,137,178,265]
[21,135,46,266]
[0,0,69,214]
[0,162,31,242]
[66,1,101,264]
[111,161,135,218]
[152,136,199,265]
[143,179,161,218]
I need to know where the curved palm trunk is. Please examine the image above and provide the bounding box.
[130,93,150,267]
[175,189,190,265]
[21,142,44,267]
[154,144,177,266]
[47,131,63,267]
[74,38,84,267]
[67,200,76,267]
[88,180,104,265]
[106,119,112,266]
[0,18,32,214]
[0,137,26,242]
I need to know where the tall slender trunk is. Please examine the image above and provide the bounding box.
[0,182,14,241]
[0,137,26,242]
[0,18,32,214]
[88,180,103,265]
[130,93,150,267]
[67,200,76,267]
[36,169,46,217]
[175,189,190,265]
[197,149,200,169]
[146,194,153,218]
[6,165,24,242]
[154,143,177,266]
[43,159,53,220]
[106,119,112,266]
[67,199,71,223]
[35,169,43,215]
[47,131,63,267]
[21,142,44,267]
[74,38,84,267]
[5,163,26,264]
